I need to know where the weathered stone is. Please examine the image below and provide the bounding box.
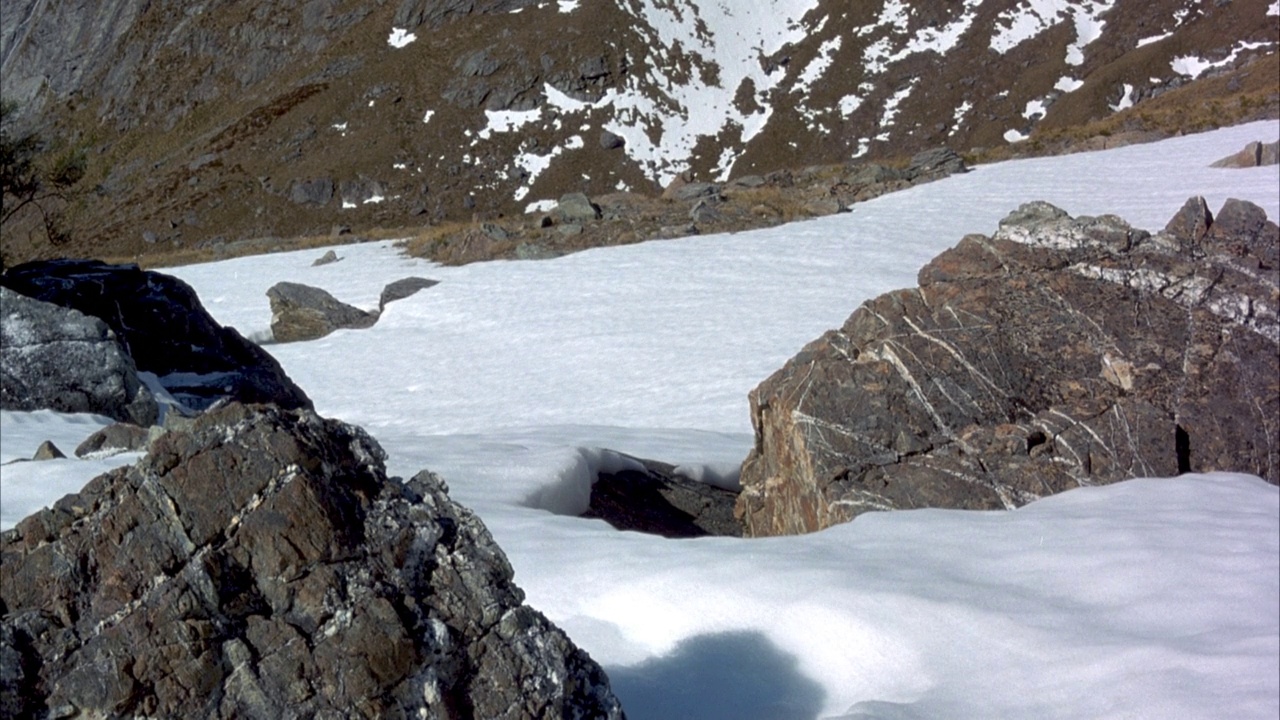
[1210,140,1280,168]
[0,403,625,720]
[557,192,602,223]
[267,281,379,343]
[737,198,1280,536]
[289,177,334,206]
[32,441,65,461]
[75,423,150,458]
[378,276,440,311]
[311,249,341,266]
[583,455,742,538]
[2,260,311,412]
[904,147,967,180]
[665,182,722,202]
[0,287,158,426]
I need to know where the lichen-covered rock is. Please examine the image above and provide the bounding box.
[1,260,311,412]
[0,286,158,426]
[267,281,378,343]
[0,403,625,719]
[737,198,1280,536]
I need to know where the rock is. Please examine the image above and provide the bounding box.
[583,455,742,538]
[904,147,967,180]
[267,281,379,343]
[311,249,341,266]
[557,192,602,223]
[289,177,334,206]
[737,198,1280,536]
[802,196,846,217]
[0,403,625,719]
[689,197,723,224]
[74,423,150,458]
[2,260,311,412]
[665,182,722,202]
[0,287,159,426]
[1210,140,1280,168]
[32,441,65,461]
[599,129,625,149]
[378,276,440,311]
[729,175,767,188]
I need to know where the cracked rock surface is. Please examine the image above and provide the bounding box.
[0,403,624,719]
[737,197,1280,536]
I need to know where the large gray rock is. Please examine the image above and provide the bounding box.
[1,287,158,426]
[1,260,311,412]
[0,403,626,720]
[1209,140,1280,168]
[737,198,1280,536]
[267,281,379,343]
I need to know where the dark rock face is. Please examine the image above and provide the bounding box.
[0,286,158,426]
[1,260,311,412]
[583,456,742,539]
[267,281,378,343]
[0,403,625,720]
[737,198,1280,536]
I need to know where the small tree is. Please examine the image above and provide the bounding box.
[1,101,87,249]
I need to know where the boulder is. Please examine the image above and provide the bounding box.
[599,129,626,150]
[737,198,1280,536]
[379,276,440,311]
[904,147,967,180]
[1209,140,1280,168]
[267,281,379,343]
[32,441,65,461]
[583,455,742,538]
[311,249,341,266]
[1,260,311,412]
[0,286,158,426]
[556,192,602,223]
[74,422,151,458]
[0,403,625,720]
[289,178,334,206]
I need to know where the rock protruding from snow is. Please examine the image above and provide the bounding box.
[1210,140,1280,168]
[0,403,625,720]
[583,455,742,538]
[737,198,1280,536]
[267,281,378,343]
[379,276,440,311]
[0,286,158,426]
[1,260,311,412]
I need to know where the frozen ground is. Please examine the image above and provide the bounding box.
[3,121,1279,719]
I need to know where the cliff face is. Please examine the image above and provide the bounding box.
[736,198,1280,536]
[1,0,1277,261]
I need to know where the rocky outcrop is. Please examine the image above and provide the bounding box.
[0,286,158,426]
[1210,140,1280,168]
[1,260,311,411]
[267,281,378,343]
[737,198,1280,536]
[0,403,625,719]
[583,456,742,539]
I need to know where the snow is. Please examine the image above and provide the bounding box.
[1054,76,1083,92]
[1172,40,1278,79]
[3,122,1279,719]
[1136,31,1172,48]
[1004,128,1030,143]
[1110,83,1136,111]
[387,28,417,49]
[1270,1,1279,17]
[990,0,1114,66]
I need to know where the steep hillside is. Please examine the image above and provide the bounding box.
[2,0,1277,263]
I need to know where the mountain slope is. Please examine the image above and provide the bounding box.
[1,0,1277,262]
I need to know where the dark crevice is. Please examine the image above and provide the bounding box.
[1175,424,1192,474]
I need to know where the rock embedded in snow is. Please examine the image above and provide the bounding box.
[267,281,379,343]
[378,276,441,311]
[2,260,311,412]
[1210,140,1280,168]
[0,286,158,426]
[0,402,626,720]
[74,422,150,458]
[583,455,743,538]
[737,198,1280,536]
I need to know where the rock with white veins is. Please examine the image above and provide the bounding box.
[737,198,1280,537]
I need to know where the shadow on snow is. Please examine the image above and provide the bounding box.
[605,630,826,720]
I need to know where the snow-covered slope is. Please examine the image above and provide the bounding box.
[3,121,1279,719]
